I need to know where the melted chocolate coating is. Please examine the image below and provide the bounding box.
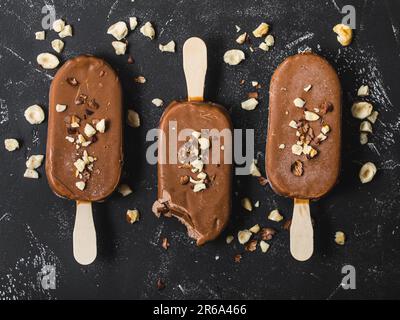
[153,101,232,245]
[266,52,341,199]
[46,55,123,202]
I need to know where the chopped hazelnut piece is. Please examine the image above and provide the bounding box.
[84,124,96,138]
[24,169,39,179]
[360,132,368,145]
[107,21,128,40]
[96,119,106,133]
[333,23,352,46]
[241,98,258,111]
[249,159,261,177]
[140,22,156,40]
[112,41,127,55]
[360,121,372,133]
[268,209,283,222]
[357,85,369,97]
[317,133,327,143]
[367,111,379,124]
[59,25,73,38]
[304,110,320,121]
[127,110,140,128]
[50,40,63,54]
[24,105,46,125]
[308,147,318,158]
[260,240,270,253]
[359,162,377,184]
[118,184,133,197]
[351,102,373,119]
[236,32,247,44]
[226,235,234,244]
[223,49,245,65]
[65,136,75,143]
[241,197,253,212]
[252,22,269,37]
[251,81,259,87]
[129,17,138,31]
[52,19,65,33]
[152,98,164,107]
[293,98,305,108]
[304,84,312,92]
[26,155,44,169]
[56,104,67,113]
[134,76,146,84]
[321,124,330,135]
[193,183,206,193]
[75,181,86,191]
[258,42,269,51]
[291,144,303,156]
[265,34,274,47]
[249,224,260,234]
[238,229,252,244]
[35,31,45,40]
[334,231,346,245]
[278,144,285,149]
[291,160,303,176]
[74,159,86,173]
[198,137,210,150]
[159,41,176,53]
[37,53,59,69]
[289,120,298,129]
[4,139,19,151]
[254,201,260,208]
[126,209,140,224]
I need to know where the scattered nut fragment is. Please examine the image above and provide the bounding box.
[26,155,44,169]
[59,25,73,38]
[258,42,269,51]
[245,239,257,252]
[316,133,327,143]
[118,184,133,197]
[236,32,247,44]
[238,229,252,244]
[293,98,305,108]
[127,110,140,128]
[252,22,269,37]
[359,162,377,184]
[291,160,304,177]
[351,102,373,119]
[24,169,39,179]
[265,34,275,47]
[278,144,285,149]
[134,76,146,84]
[304,110,320,121]
[159,41,175,53]
[75,181,86,190]
[291,144,303,156]
[74,159,86,172]
[4,139,19,151]
[241,98,258,111]
[193,183,206,193]
[254,201,260,208]
[223,49,245,65]
[367,111,379,124]
[334,231,346,245]
[333,23,352,46]
[96,119,106,133]
[179,175,189,185]
[35,31,45,40]
[360,121,372,133]
[249,159,261,177]
[360,132,368,145]
[198,137,210,150]
[84,124,96,138]
[55,104,67,113]
[52,19,65,33]
[152,98,164,107]
[24,105,45,124]
[289,120,298,129]
[268,209,283,222]
[321,124,330,135]
[251,81,259,87]
[260,227,276,241]
[235,25,241,32]
[51,39,65,53]
[249,224,260,234]
[241,197,253,212]
[260,240,270,253]
[308,147,318,159]
[161,237,170,250]
[304,84,312,92]
[112,41,127,55]
[126,209,140,224]
[37,53,60,69]
[357,85,369,97]
[140,22,156,40]
[107,21,128,40]
[226,235,234,244]
[129,17,138,31]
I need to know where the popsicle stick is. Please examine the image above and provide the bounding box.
[73,201,97,265]
[183,37,207,101]
[290,198,313,261]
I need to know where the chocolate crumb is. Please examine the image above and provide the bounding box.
[320,101,333,114]
[156,279,165,290]
[88,99,99,109]
[67,77,79,86]
[75,94,87,105]
[260,228,277,241]
[85,109,94,116]
[245,240,257,252]
[239,79,245,85]
[248,92,259,99]
[90,136,98,143]
[180,175,189,185]
[127,55,134,64]
[234,254,242,263]
[67,127,78,135]
[258,176,269,186]
[161,237,170,250]
[291,160,304,177]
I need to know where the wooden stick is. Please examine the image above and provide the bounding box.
[73,201,97,265]
[183,37,207,101]
[290,198,314,261]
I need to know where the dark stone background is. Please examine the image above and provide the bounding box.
[0,0,399,299]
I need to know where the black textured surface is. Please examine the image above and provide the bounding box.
[0,0,399,300]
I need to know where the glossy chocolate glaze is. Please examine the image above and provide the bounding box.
[153,101,232,245]
[266,52,341,199]
[46,55,123,202]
